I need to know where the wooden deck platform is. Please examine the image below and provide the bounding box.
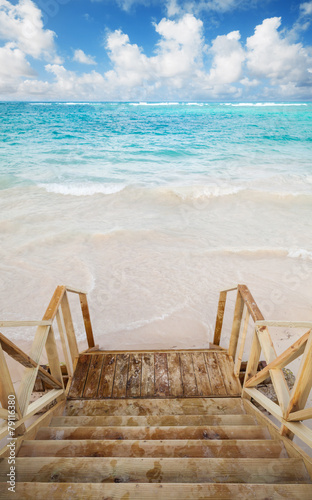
[68,351,242,399]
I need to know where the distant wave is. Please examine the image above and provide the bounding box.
[223,102,308,107]
[129,102,179,106]
[38,182,126,196]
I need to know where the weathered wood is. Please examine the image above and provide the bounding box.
[217,353,241,395]
[1,457,309,484]
[245,330,310,388]
[141,353,155,397]
[83,355,103,398]
[228,290,244,359]
[0,321,51,327]
[97,354,116,398]
[50,414,257,427]
[204,353,227,396]
[79,293,95,349]
[192,352,212,396]
[0,331,62,389]
[2,483,311,500]
[61,291,79,365]
[42,285,66,321]
[0,343,24,435]
[256,321,312,328]
[180,353,197,396]
[127,353,142,398]
[35,425,271,441]
[19,439,287,458]
[237,284,264,322]
[68,355,91,398]
[64,398,245,416]
[213,291,227,346]
[154,353,169,397]
[167,353,183,397]
[112,354,129,398]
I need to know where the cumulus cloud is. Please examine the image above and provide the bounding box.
[300,1,312,16]
[0,0,58,60]
[73,49,97,65]
[246,17,312,90]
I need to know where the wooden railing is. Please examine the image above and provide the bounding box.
[0,285,94,446]
[213,284,312,448]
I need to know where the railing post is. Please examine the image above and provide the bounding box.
[228,290,244,359]
[242,327,262,400]
[79,293,95,348]
[45,326,64,389]
[213,291,227,346]
[61,291,79,365]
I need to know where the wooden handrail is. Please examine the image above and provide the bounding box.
[212,283,312,447]
[0,285,95,452]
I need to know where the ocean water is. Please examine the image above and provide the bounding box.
[0,101,312,350]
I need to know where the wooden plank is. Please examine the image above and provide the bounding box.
[257,327,290,415]
[234,308,250,377]
[213,290,227,346]
[97,354,116,398]
[56,309,73,377]
[192,352,211,396]
[0,399,65,458]
[64,398,245,416]
[45,326,64,388]
[237,284,264,322]
[2,457,310,484]
[0,331,62,389]
[0,343,24,434]
[83,355,104,398]
[126,353,142,398]
[228,290,244,359]
[217,353,241,396]
[154,353,169,397]
[79,293,95,348]
[180,353,198,396]
[15,390,64,427]
[35,425,271,441]
[61,291,79,365]
[19,439,287,458]
[243,398,312,480]
[17,325,51,416]
[204,353,227,396]
[243,329,262,400]
[167,353,183,397]
[256,321,312,328]
[112,354,129,398]
[2,483,312,500]
[141,353,155,397]
[245,330,310,388]
[42,285,66,321]
[68,355,91,398]
[287,407,312,422]
[51,414,257,427]
[0,321,52,327]
[285,329,312,418]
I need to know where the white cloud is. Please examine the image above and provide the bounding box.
[206,30,245,85]
[246,17,312,89]
[300,2,312,16]
[0,0,58,60]
[73,49,97,65]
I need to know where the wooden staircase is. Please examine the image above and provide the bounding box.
[1,284,312,498]
[2,397,310,498]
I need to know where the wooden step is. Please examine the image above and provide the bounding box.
[1,483,312,500]
[64,397,245,416]
[19,439,288,458]
[51,413,257,427]
[0,457,310,483]
[36,425,271,441]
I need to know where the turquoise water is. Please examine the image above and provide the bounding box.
[1,102,312,193]
[0,102,312,347]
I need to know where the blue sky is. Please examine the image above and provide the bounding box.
[0,0,311,100]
